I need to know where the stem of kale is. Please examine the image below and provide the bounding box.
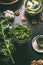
[1,23,15,64]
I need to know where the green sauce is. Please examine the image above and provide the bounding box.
[13,25,31,40]
[37,38,43,47]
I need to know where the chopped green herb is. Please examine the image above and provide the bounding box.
[12,25,31,40]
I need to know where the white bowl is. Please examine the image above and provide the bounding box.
[32,35,43,53]
[25,0,42,16]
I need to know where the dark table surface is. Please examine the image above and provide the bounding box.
[0,0,43,65]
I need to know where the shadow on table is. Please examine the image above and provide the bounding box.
[25,12,42,24]
[0,0,24,12]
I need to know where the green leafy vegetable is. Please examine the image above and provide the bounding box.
[0,16,15,64]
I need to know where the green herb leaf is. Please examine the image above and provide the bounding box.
[0,16,15,64]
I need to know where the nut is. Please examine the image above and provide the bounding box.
[31,60,36,64]
[37,60,43,65]
[32,20,37,25]
[31,60,37,65]
[15,10,20,16]
[31,60,43,65]
[21,16,26,22]
[40,16,43,22]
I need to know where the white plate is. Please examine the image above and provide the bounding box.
[32,35,43,53]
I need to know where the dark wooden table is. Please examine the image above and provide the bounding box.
[0,0,43,65]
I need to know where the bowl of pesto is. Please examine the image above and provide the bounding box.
[12,24,31,46]
[25,0,42,16]
[36,35,43,48]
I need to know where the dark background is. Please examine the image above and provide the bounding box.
[0,0,43,65]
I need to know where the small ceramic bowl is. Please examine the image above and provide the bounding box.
[25,0,42,16]
[32,35,43,53]
[12,24,31,46]
[0,0,19,5]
